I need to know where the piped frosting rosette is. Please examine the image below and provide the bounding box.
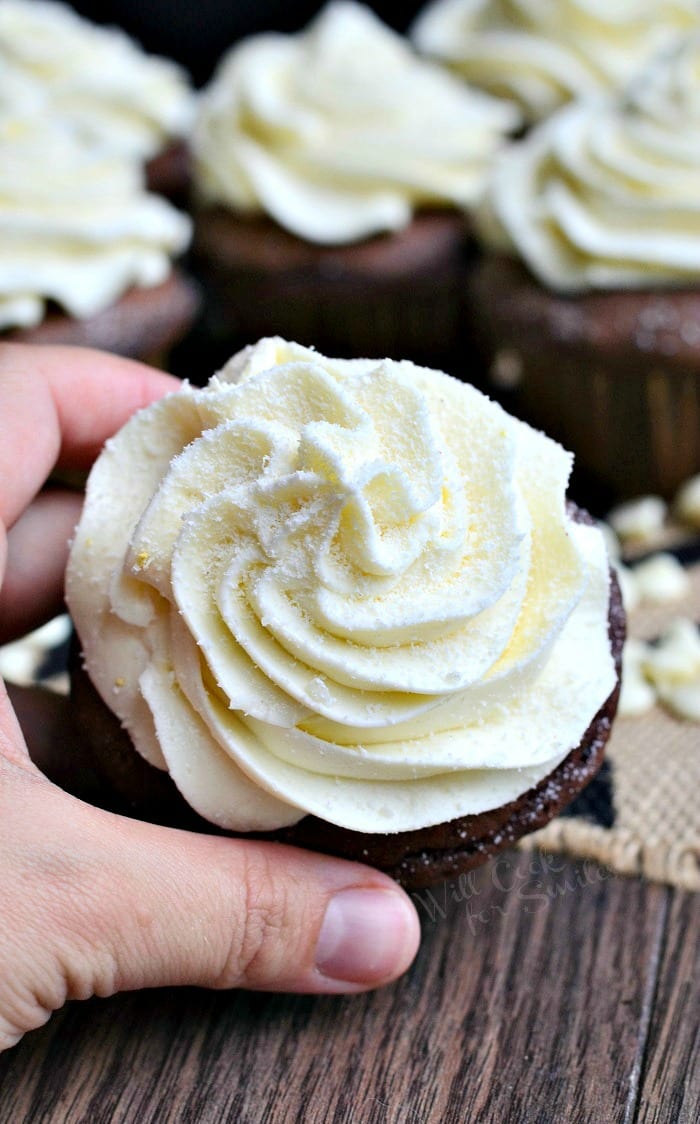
[0,0,194,161]
[412,0,700,122]
[477,35,700,292]
[0,109,191,331]
[66,338,616,834]
[193,1,518,245]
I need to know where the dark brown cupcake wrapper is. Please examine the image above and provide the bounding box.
[191,209,471,373]
[466,256,700,502]
[4,270,200,364]
[145,140,191,205]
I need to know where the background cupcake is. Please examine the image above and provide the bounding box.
[190,1,519,372]
[411,0,700,123]
[466,35,700,505]
[0,105,197,363]
[0,0,195,198]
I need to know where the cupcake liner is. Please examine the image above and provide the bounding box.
[145,141,192,206]
[5,271,200,365]
[192,209,470,373]
[467,257,700,502]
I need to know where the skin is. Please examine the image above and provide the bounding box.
[0,344,420,1053]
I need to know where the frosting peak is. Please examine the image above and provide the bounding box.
[193,1,518,244]
[477,35,700,292]
[66,338,616,834]
[0,0,194,160]
[412,0,700,121]
[0,110,191,330]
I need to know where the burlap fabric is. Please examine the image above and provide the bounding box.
[521,556,700,891]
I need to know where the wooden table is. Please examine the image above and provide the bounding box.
[0,851,696,1123]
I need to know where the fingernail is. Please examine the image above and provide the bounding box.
[316,888,417,984]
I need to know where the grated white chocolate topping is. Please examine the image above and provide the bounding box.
[66,338,616,833]
[0,0,194,161]
[0,111,191,331]
[619,638,657,716]
[622,619,700,721]
[193,1,518,245]
[632,554,691,605]
[476,35,700,292]
[412,0,699,122]
[608,497,669,545]
[674,474,700,529]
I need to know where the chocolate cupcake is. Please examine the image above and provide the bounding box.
[0,106,197,363]
[66,337,622,889]
[5,275,200,363]
[466,36,700,502]
[412,0,699,123]
[190,1,518,372]
[0,0,195,200]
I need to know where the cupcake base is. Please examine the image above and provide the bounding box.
[145,140,191,205]
[192,208,471,375]
[5,271,200,365]
[68,562,624,891]
[466,256,700,502]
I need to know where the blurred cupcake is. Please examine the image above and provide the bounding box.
[0,107,197,363]
[466,36,700,503]
[0,0,195,199]
[190,0,518,370]
[412,0,700,123]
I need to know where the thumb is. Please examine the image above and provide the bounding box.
[1,770,420,1048]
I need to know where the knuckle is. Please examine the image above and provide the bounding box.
[0,1003,50,1054]
[0,809,118,1050]
[214,849,296,989]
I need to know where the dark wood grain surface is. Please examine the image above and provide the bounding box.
[636,891,700,1124]
[0,852,695,1124]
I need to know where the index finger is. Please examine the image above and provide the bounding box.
[0,344,180,529]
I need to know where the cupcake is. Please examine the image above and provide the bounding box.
[66,337,622,889]
[190,1,518,371]
[0,0,195,199]
[0,105,197,362]
[466,36,700,503]
[411,0,700,123]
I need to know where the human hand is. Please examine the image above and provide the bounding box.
[0,344,420,1052]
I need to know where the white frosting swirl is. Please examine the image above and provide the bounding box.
[66,338,616,834]
[477,36,700,292]
[193,1,518,245]
[0,111,191,331]
[412,0,700,121]
[0,0,194,160]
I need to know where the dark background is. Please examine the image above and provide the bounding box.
[70,2,425,84]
